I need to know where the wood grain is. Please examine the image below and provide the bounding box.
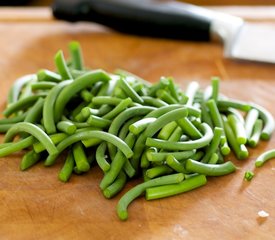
[0,7,275,240]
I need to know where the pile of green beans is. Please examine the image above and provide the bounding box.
[0,42,274,221]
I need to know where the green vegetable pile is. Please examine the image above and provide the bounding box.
[0,42,274,220]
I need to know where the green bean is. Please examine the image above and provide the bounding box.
[0,123,14,133]
[116,173,184,220]
[211,77,220,102]
[168,126,183,142]
[0,136,34,157]
[58,151,75,182]
[146,123,213,151]
[145,104,199,118]
[54,70,111,121]
[177,117,202,139]
[208,152,219,164]
[146,150,195,162]
[220,141,231,156]
[102,98,132,120]
[156,89,178,104]
[248,119,263,147]
[145,174,207,200]
[57,121,77,135]
[3,94,46,117]
[97,79,118,97]
[157,121,178,140]
[250,102,274,140]
[190,151,204,161]
[31,81,56,90]
[129,118,157,135]
[43,80,73,134]
[7,74,35,105]
[24,98,44,124]
[245,108,259,139]
[118,117,141,140]
[20,150,41,171]
[103,171,127,199]
[131,108,189,170]
[119,77,144,104]
[0,112,27,124]
[80,89,93,102]
[73,142,90,172]
[218,99,251,112]
[54,50,73,80]
[225,107,245,125]
[200,101,214,129]
[255,149,275,167]
[166,155,187,173]
[140,149,151,169]
[69,41,84,70]
[96,142,110,173]
[227,114,247,144]
[207,99,224,131]
[244,171,254,181]
[37,69,62,82]
[146,165,173,178]
[33,133,67,153]
[19,77,35,100]
[185,81,199,106]
[141,96,168,107]
[80,107,100,118]
[92,96,127,106]
[100,133,136,190]
[4,123,57,155]
[185,159,236,176]
[115,69,152,87]
[201,127,223,163]
[44,130,133,166]
[107,106,155,159]
[222,116,248,160]
[87,115,111,129]
[166,77,179,102]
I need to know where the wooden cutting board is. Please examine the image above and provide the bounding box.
[0,7,275,240]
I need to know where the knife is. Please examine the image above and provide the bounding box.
[52,0,275,64]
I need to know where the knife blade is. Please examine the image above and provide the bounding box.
[52,0,275,64]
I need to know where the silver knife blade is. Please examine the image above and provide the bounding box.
[227,23,275,63]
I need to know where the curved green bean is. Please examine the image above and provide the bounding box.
[54,70,110,121]
[96,142,110,172]
[146,123,213,151]
[44,130,133,166]
[185,159,236,176]
[250,102,275,140]
[4,122,58,155]
[255,149,275,167]
[43,80,72,134]
[7,74,35,105]
[116,173,184,220]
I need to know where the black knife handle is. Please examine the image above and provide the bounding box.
[52,0,212,41]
